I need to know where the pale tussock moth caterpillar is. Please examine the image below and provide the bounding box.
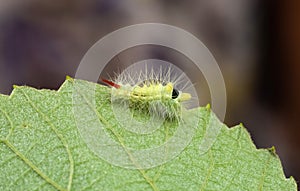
[101,62,196,121]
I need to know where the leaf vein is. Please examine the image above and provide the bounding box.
[74,83,159,191]
[19,88,74,191]
[3,140,66,191]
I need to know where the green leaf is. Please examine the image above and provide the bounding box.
[0,78,297,191]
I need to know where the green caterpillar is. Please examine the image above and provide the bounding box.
[102,77,191,120]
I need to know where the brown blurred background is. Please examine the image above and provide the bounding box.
[0,0,299,183]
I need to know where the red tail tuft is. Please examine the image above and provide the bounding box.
[101,78,121,89]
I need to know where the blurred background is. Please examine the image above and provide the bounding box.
[0,0,299,182]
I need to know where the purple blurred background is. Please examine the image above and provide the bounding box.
[0,0,299,182]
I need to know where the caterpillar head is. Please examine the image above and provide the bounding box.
[165,82,191,102]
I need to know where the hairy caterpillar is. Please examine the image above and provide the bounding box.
[101,64,194,121]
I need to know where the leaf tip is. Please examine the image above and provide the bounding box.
[267,146,277,156]
[13,85,20,89]
[239,122,245,128]
[205,103,211,110]
[66,76,74,81]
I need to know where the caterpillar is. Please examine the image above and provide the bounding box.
[101,65,193,121]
